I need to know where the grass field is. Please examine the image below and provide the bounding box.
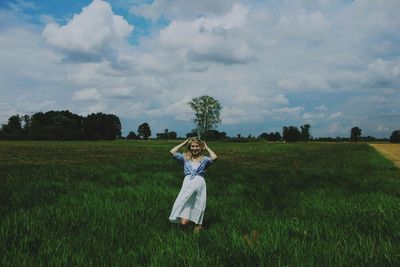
[370,143,400,167]
[0,141,399,266]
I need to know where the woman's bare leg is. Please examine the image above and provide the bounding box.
[181,218,190,225]
[179,218,191,231]
[194,225,202,233]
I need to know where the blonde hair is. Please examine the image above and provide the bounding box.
[184,137,205,160]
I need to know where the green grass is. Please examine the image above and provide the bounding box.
[0,141,399,266]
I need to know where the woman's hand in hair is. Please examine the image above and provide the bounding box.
[203,141,208,149]
[170,138,190,155]
[203,142,218,161]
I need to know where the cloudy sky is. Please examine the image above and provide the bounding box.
[1,0,399,138]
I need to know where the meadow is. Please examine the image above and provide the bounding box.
[0,140,399,266]
[370,143,400,167]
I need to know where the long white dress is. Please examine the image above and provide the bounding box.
[169,153,214,225]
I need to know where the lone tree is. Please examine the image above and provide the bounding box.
[138,122,151,140]
[350,127,362,142]
[188,95,222,137]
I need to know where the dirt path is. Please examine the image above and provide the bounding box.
[370,143,400,167]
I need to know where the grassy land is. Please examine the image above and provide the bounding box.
[0,141,399,266]
[370,143,400,167]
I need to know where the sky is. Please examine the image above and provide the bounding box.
[0,0,399,138]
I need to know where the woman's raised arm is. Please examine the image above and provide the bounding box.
[170,139,190,155]
[203,142,218,161]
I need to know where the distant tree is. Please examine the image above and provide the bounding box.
[7,115,22,131]
[259,132,269,139]
[282,126,302,142]
[156,129,178,139]
[28,112,46,140]
[23,110,84,140]
[274,132,282,141]
[360,136,376,141]
[1,115,24,139]
[126,131,139,140]
[46,111,84,140]
[168,131,177,140]
[259,132,281,141]
[204,129,227,140]
[300,124,312,141]
[22,115,31,131]
[83,113,121,140]
[1,110,122,140]
[156,133,166,139]
[186,130,198,138]
[350,127,362,142]
[390,130,400,143]
[156,129,169,139]
[138,123,151,140]
[188,95,222,137]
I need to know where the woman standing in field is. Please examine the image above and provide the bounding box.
[169,137,217,233]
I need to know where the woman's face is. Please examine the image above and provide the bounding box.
[190,142,202,156]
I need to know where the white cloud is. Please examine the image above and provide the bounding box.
[158,4,253,65]
[0,10,73,120]
[43,0,133,62]
[276,11,331,43]
[164,96,193,121]
[278,80,298,90]
[314,105,328,112]
[8,0,38,12]
[102,87,133,99]
[377,125,389,132]
[302,112,325,120]
[273,94,289,105]
[233,90,263,106]
[278,74,330,92]
[221,106,264,125]
[86,102,108,114]
[130,0,237,20]
[39,14,56,24]
[294,106,342,124]
[328,122,342,134]
[73,88,102,101]
[366,58,400,86]
[329,112,341,120]
[274,106,304,116]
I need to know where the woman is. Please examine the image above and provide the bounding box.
[169,137,218,233]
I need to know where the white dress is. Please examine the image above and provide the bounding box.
[169,153,213,225]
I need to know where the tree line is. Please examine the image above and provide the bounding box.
[125,123,226,141]
[0,93,398,143]
[259,125,396,143]
[0,110,121,140]
[1,111,398,143]
[128,122,397,143]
